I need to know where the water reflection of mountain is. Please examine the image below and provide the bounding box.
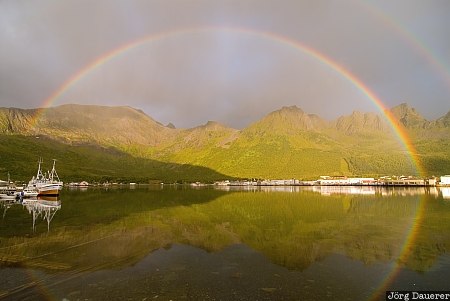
[0,188,448,276]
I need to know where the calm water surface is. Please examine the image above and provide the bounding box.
[0,185,449,300]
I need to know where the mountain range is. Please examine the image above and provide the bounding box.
[0,103,449,182]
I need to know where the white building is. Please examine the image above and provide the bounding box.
[347,178,376,185]
[316,177,376,186]
[440,176,450,186]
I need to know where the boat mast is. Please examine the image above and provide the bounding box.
[49,159,60,182]
[36,158,44,180]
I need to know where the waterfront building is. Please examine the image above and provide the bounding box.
[440,175,450,186]
[316,177,375,186]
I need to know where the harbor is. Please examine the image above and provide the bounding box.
[0,159,63,201]
[215,175,450,187]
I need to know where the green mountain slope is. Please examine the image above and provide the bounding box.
[0,103,449,180]
[151,105,447,177]
[167,107,349,178]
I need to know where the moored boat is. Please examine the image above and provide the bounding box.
[22,187,39,198]
[36,184,61,196]
[27,159,63,196]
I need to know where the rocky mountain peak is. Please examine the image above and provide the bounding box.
[278,105,304,114]
[433,110,450,128]
[245,105,328,134]
[389,103,428,128]
[201,120,228,130]
[335,111,389,134]
[166,122,176,129]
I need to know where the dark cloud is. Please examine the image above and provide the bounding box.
[0,0,448,128]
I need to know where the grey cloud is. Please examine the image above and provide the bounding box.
[0,0,448,127]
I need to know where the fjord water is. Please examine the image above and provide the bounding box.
[0,186,449,300]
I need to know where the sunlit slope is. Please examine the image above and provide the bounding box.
[164,106,350,178]
[0,103,449,179]
[151,105,447,177]
[411,111,450,176]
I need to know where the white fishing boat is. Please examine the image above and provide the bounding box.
[22,187,39,198]
[27,159,63,196]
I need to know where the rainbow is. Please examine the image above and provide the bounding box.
[356,0,450,92]
[33,26,424,175]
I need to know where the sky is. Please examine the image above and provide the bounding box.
[0,0,449,129]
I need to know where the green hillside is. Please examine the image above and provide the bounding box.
[146,106,439,178]
[0,103,449,181]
